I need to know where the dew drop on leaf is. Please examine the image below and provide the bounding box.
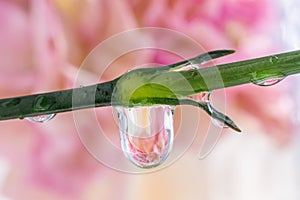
[26,114,56,123]
[115,106,174,168]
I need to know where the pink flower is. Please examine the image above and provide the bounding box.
[0,1,103,198]
[0,0,294,199]
[0,0,69,98]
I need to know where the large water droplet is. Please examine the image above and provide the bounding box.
[26,114,56,123]
[252,76,285,87]
[115,106,174,168]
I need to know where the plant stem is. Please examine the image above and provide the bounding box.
[0,80,118,120]
[1,50,300,121]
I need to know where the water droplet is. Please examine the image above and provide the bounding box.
[269,56,279,64]
[188,62,199,70]
[26,114,56,123]
[205,92,230,130]
[207,103,229,129]
[115,106,174,168]
[210,117,228,129]
[251,71,286,87]
[184,66,197,71]
[171,61,199,72]
[252,76,285,87]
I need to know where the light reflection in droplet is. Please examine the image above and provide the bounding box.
[210,117,229,129]
[252,77,285,86]
[115,106,174,168]
[26,114,56,123]
[205,92,230,130]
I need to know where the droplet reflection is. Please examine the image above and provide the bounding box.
[252,77,285,87]
[210,117,229,129]
[115,106,174,168]
[26,114,56,123]
[205,92,230,130]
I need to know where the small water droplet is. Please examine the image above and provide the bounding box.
[210,117,229,129]
[115,106,174,168]
[175,65,198,71]
[188,63,199,70]
[26,114,56,123]
[251,71,286,87]
[171,60,200,71]
[269,56,279,64]
[205,92,230,130]
[252,76,285,87]
[207,102,229,129]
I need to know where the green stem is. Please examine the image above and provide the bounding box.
[0,80,118,120]
[187,50,300,90]
[1,50,300,121]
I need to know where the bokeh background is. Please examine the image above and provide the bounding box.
[0,0,300,199]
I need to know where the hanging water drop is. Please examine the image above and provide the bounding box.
[208,102,229,129]
[205,91,232,130]
[26,114,56,123]
[192,91,227,129]
[252,76,285,87]
[210,117,229,129]
[115,106,174,168]
[251,71,286,87]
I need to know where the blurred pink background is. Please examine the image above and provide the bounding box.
[0,0,299,199]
